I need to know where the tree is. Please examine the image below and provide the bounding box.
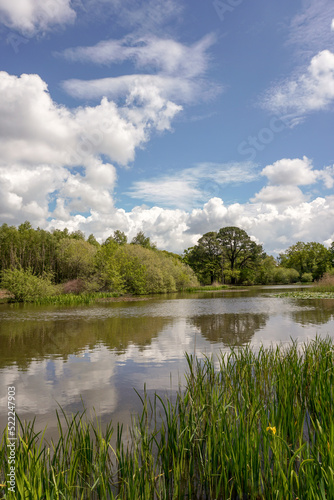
[56,239,97,281]
[183,227,264,285]
[329,242,334,268]
[183,232,222,285]
[112,230,127,246]
[279,242,330,280]
[217,227,263,284]
[87,234,100,247]
[131,231,156,249]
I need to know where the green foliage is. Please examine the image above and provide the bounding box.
[87,234,100,247]
[301,272,313,283]
[1,267,57,302]
[104,230,127,246]
[56,239,97,281]
[131,230,156,249]
[272,267,300,284]
[94,241,125,292]
[114,244,198,294]
[2,338,334,498]
[185,226,264,285]
[279,241,331,280]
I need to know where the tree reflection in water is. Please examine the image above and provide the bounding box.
[190,313,268,346]
[290,298,334,326]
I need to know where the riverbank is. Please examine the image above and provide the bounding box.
[1,337,333,499]
[0,284,235,306]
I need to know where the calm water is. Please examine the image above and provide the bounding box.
[1,286,334,436]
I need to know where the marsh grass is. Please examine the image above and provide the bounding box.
[32,292,121,306]
[1,337,334,499]
[314,273,334,293]
[183,284,230,292]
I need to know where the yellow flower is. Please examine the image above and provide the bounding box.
[266,426,276,435]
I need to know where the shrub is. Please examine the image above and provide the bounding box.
[301,272,313,283]
[1,267,57,302]
[273,267,299,284]
[62,279,87,294]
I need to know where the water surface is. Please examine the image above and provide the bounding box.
[1,286,333,436]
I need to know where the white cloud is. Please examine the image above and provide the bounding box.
[61,34,215,78]
[251,185,306,206]
[263,50,334,117]
[288,0,334,58]
[63,73,217,105]
[47,194,334,256]
[261,157,317,186]
[127,162,259,209]
[0,71,181,165]
[61,34,220,105]
[260,157,334,190]
[0,0,76,34]
[263,50,334,115]
[332,19,334,31]
[0,71,182,227]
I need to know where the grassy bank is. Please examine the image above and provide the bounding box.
[1,337,334,499]
[182,284,231,292]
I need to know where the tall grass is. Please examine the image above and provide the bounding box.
[1,337,334,498]
[32,292,121,306]
[315,272,334,293]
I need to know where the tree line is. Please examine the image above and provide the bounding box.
[183,226,334,285]
[0,222,198,300]
[0,222,333,300]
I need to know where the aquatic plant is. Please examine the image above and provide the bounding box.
[1,337,334,498]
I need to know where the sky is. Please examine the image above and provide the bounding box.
[0,0,334,255]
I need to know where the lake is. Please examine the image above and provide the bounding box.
[1,286,334,437]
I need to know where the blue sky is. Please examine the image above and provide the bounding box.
[0,0,334,254]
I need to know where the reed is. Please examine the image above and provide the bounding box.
[32,292,121,306]
[1,337,334,498]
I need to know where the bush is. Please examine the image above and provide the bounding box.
[273,267,299,284]
[1,267,57,302]
[301,272,313,283]
[62,279,87,294]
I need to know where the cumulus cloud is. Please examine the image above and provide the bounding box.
[251,186,307,206]
[46,195,334,256]
[260,157,334,190]
[261,157,317,186]
[262,50,334,117]
[0,0,76,34]
[0,71,182,227]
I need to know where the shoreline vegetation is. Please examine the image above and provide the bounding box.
[0,222,334,304]
[1,337,334,498]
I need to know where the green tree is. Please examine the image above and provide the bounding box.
[87,234,100,247]
[217,227,264,284]
[1,267,56,302]
[56,239,97,281]
[279,242,330,280]
[329,242,334,268]
[183,232,222,285]
[131,231,156,249]
[105,230,127,246]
